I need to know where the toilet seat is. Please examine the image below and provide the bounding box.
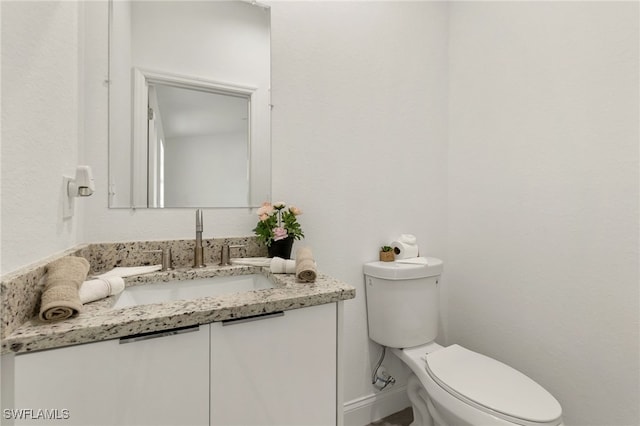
[424,345,562,424]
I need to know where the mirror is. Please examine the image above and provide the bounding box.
[108,0,271,208]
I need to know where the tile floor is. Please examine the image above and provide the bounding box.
[368,407,413,426]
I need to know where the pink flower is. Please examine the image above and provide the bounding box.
[289,206,302,216]
[259,213,269,222]
[272,227,288,241]
[257,202,273,217]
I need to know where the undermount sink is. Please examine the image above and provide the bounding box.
[112,274,274,310]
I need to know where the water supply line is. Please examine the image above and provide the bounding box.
[372,346,396,391]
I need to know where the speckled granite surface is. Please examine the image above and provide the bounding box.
[0,237,264,341]
[1,242,356,354]
[1,245,91,341]
[86,236,265,271]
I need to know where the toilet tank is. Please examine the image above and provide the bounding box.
[364,258,443,349]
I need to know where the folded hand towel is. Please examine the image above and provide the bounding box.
[79,276,125,304]
[395,257,429,265]
[39,256,90,322]
[295,247,317,283]
[95,265,161,278]
[270,257,296,274]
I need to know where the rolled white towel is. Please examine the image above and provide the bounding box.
[95,265,161,278]
[79,276,125,304]
[270,257,296,274]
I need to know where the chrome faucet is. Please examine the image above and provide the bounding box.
[193,209,206,268]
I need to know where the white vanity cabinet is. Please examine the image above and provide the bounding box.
[210,303,340,426]
[7,302,344,426]
[12,325,210,426]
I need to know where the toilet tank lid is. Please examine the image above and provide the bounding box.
[363,257,443,280]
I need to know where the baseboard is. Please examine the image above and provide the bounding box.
[343,385,410,426]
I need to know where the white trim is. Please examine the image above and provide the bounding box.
[136,67,257,98]
[343,385,410,426]
[336,302,344,426]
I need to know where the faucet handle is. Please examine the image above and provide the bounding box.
[144,248,173,271]
[219,244,246,266]
[162,248,173,271]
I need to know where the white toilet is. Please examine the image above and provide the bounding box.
[364,258,563,426]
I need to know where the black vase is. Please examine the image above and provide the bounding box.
[267,236,294,259]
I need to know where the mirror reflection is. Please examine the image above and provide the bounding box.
[148,82,250,208]
[108,0,271,209]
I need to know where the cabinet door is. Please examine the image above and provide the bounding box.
[210,303,337,426]
[113,324,209,426]
[13,324,209,426]
[13,338,119,425]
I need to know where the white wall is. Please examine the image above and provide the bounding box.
[163,132,248,207]
[1,1,83,274]
[269,2,449,419]
[447,2,639,425]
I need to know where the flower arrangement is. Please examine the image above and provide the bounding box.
[253,201,304,247]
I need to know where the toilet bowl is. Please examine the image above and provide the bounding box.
[393,343,563,426]
[364,259,563,426]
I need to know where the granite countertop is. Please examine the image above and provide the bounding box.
[2,264,355,354]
